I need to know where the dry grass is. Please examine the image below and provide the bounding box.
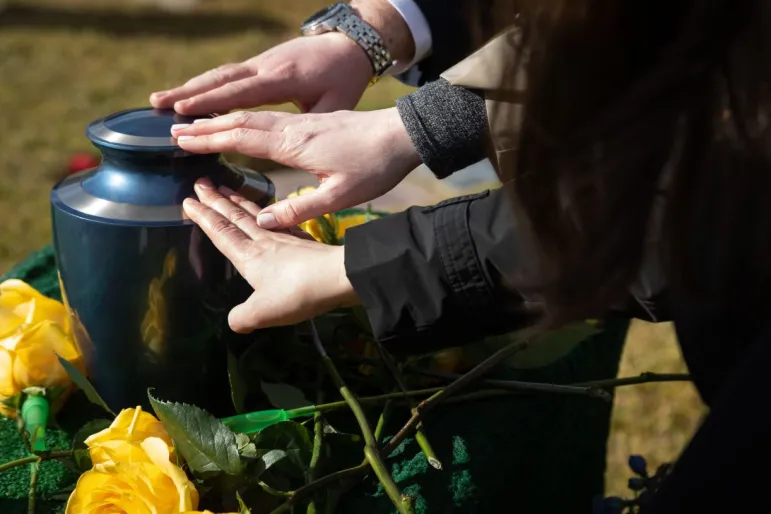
[0,0,706,497]
[605,321,705,495]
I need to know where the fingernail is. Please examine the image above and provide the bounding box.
[152,91,167,98]
[196,178,214,190]
[171,123,190,131]
[177,135,196,141]
[258,213,278,229]
[183,197,199,208]
[193,118,210,124]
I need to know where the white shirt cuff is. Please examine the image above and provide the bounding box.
[385,0,432,76]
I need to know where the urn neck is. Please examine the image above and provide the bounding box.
[82,145,242,207]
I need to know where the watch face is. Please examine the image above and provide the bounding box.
[301,3,344,30]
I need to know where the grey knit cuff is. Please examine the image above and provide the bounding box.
[396,78,488,179]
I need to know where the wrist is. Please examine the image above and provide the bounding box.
[349,0,415,65]
[380,107,422,172]
[323,31,375,84]
[329,246,360,309]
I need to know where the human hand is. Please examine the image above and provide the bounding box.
[150,32,372,115]
[149,34,373,115]
[182,178,359,333]
[149,0,415,116]
[171,108,421,229]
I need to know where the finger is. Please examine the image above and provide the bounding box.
[176,128,282,160]
[257,183,342,229]
[193,179,264,240]
[182,197,254,269]
[229,291,309,332]
[228,293,265,333]
[150,63,253,110]
[171,110,290,137]
[219,186,315,240]
[174,75,293,116]
[219,186,261,217]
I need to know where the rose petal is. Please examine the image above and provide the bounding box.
[142,437,199,511]
[0,305,24,340]
[0,279,70,333]
[0,345,18,397]
[89,439,153,467]
[85,406,173,457]
[0,332,23,351]
[12,321,78,389]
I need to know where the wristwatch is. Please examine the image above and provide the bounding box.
[300,2,393,85]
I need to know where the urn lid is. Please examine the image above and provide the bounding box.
[86,107,214,152]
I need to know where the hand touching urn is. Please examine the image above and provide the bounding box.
[172,110,420,230]
[182,178,361,333]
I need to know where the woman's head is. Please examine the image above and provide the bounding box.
[487,1,771,326]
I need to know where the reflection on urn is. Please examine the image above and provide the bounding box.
[140,249,177,357]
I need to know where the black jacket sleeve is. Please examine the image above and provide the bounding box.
[344,182,539,354]
[411,0,496,84]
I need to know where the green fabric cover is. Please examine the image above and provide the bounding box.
[0,246,628,514]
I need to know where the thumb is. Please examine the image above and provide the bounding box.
[228,293,263,334]
[258,186,339,229]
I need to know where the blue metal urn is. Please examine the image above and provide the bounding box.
[50,108,275,414]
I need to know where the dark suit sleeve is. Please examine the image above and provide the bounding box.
[409,0,495,84]
[344,183,539,354]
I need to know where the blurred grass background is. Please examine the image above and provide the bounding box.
[0,0,706,496]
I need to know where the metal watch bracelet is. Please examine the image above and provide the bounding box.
[336,10,393,83]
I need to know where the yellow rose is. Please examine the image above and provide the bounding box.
[85,406,174,465]
[286,188,384,245]
[141,277,168,355]
[334,212,382,240]
[286,186,318,199]
[0,279,70,337]
[286,187,336,243]
[66,437,199,513]
[0,279,83,417]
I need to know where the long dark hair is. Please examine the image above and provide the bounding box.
[478,1,771,327]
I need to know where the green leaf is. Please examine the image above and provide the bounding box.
[236,433,258,459]
[46,385,69,404]
[236,491,252,514]
[73,448,92,472]
[260,381,313,410]
[315,215,338,245]
[0,393,21,410]
[252,421,313,476]
[72,419,112,451]
[148,390,243,477]
[56,355,115,416]
[72,419,111,443]
[228,349,248,414]
[257,449,290,473]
